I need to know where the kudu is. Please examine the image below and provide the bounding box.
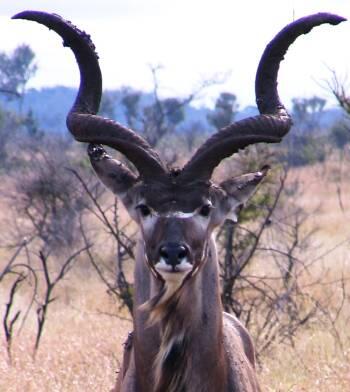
[14,11,345,392]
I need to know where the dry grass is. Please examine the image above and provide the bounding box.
[0,275,132,392]
[1,159,350,391]
[261,331,350,391]
[288,159,350,240]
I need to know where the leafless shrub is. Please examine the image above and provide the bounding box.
[217,162,349,358]
[1,138,95,357]
[70,168,136,315]
[1,238,88,360]
[3,272,25,363]
[327,70,350,115]
[1,135,137,361]
[1,239,37,362]
[33,246,89,356]
[326,71,350,212]
[9,137,89,254]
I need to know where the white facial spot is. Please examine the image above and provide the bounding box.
[140,213,157,233]
[149,260,192,314]
[155,257,192,278]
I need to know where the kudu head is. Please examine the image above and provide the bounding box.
[13,11,346,311]
[89,142,269,282]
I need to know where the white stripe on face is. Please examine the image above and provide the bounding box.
[154,201,212,219]
[159,211,196,219]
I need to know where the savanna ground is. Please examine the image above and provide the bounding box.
[0,158,350,392]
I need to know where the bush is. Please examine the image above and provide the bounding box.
[284,133,327,167]
[330,122,350,149]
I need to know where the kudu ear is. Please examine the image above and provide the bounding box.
[88,144,137,197]
[219,166,269,223]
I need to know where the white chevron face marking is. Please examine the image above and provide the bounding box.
[160,211,196,219]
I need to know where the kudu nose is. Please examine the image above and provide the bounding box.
[159,243,189,267]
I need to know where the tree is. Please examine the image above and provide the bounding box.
[327,72,350,149]
[326,72,350,211]
[22,109,42,138]
[0,44,37,99]
[121,89,141,130]
[0,107,22,167]
[207,92,238,130]
[119,66,220,149]
[291,96,326,133]
[330,122,350,149]
[120,66,188,148]
[99,90,117,119]
[284,96,328,167]
[0,45,38,166]
[328,71,350,116]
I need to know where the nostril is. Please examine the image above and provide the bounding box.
[159,246,169,260]
[177,246,188,260]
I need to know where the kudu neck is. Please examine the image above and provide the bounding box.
[133,234,227,392]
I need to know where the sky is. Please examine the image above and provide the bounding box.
[0,0,349,109]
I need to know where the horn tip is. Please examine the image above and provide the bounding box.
[12,11,27,20]
[323,13,347,24]
[12,10,41,20]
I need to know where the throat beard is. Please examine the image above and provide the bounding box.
[139,273,198,392]
[152,284,191,392]
[154,330,188,392]
[139,269,191,326]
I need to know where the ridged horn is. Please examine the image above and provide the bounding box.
[12,11,167,179]
[181,13,346,181]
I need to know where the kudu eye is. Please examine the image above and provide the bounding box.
[199,204,212,217]
[136,204,152,217]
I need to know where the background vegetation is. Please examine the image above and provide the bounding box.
[1,45,350,391]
